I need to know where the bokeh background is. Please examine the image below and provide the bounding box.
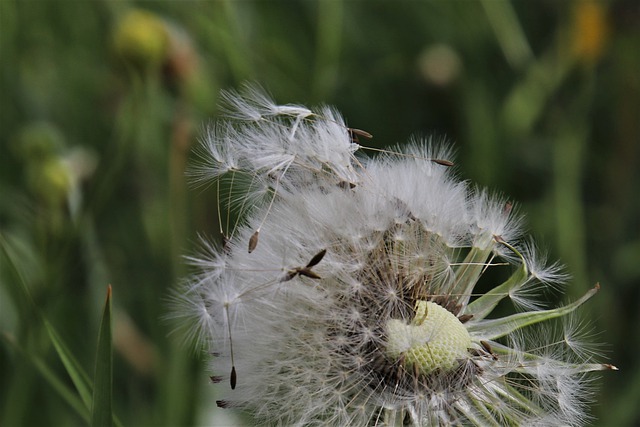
[1,1,638,426]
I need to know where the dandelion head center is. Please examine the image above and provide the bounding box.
[385,301,471,373]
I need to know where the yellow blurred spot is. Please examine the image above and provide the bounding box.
[33,158,72,207]
[571,0,609,64]
[113,9,169,69]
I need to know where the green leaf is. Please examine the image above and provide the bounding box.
[43,319,95,410]
[490,340,618,374]
[451,244,494,308]
[1,233,94,409]
[91,285,113,427]
[465,261,529,320]
[467,284,600,340]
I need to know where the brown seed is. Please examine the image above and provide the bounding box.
[281,250,327,282]
[337,181,357,189]
[221,234,231,253]
[348,128,373,139]
[431,158,454,167]
[230,366,237,389]
[458,314,473,323]
[248,230,260,253]
[306,249,327,268]
[481,340,498,360]
[298,268,322,280]
[280,270,298,283]
[503,201,513,216]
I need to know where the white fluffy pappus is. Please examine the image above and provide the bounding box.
[170,86,616,426]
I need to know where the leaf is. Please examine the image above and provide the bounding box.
[468,284,601,340]
[44,319,94,410]
[450,244,494,307]
[91,285,113,427]
[465,261,529,320]
[1,234,123,427]
[1,233,94,408]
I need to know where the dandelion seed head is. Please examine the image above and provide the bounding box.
[172,87,615,426]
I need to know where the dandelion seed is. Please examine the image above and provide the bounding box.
[172,87,616,426]
[247,230,259,253]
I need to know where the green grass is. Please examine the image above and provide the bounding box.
[1,1,638,425]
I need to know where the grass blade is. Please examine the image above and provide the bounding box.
[0,333,91,423]
[91,285,113,427]
[43,319,94,409]
[1,233,94,408]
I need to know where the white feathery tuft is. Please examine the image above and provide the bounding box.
[171,87,615,426]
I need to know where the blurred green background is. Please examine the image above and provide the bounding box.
[1,1,638,426]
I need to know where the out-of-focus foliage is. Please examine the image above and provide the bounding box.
[1,1,638,426]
